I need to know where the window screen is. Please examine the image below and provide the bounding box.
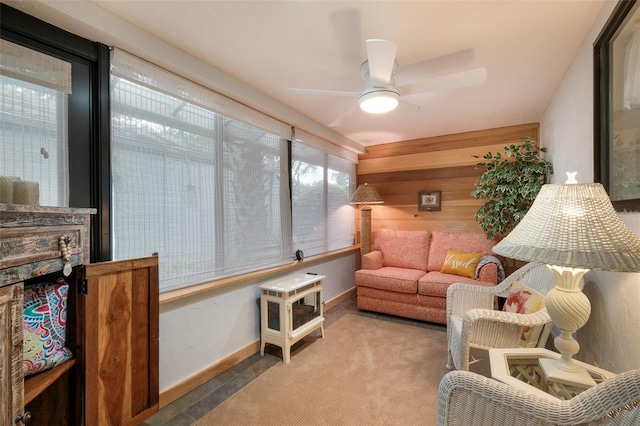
[0,39,71,207]
[111,50,291,292]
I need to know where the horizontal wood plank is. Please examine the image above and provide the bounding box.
[360,123,539,159]
[355,123,539,238]
[357,143,511,174]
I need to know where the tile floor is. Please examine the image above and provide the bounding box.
[142,295,444,426]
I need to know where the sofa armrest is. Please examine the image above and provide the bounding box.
[361,250,383,270]
[477,262,498,284]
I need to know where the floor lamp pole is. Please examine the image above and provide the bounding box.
[360,205,372,255]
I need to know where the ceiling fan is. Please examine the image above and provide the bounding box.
[287,39,488,127]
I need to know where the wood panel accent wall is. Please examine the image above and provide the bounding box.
[355,123,540,237]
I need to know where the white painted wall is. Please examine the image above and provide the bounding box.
[159,254,356,391]
[540,0,640,373]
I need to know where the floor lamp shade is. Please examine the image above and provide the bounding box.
[351,183,383,254]
[493,182,640,388]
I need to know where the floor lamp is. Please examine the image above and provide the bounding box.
[493,176,640,388]
[350,183,383,255]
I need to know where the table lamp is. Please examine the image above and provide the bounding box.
[493,173,640,388]
[350,183,383,254]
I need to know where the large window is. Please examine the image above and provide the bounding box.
[110,50,356,292]
[111,50,293,292]
[0,39,71,207]
[292,141,355,256]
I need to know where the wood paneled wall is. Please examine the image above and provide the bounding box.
[355,123,539,238]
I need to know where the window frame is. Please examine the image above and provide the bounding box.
[1,4,111,262]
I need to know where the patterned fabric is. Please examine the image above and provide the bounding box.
[361,250,383,270]
[373,229,431,271]
[23,278,72,376]
[503,280,546,346]
[356,267,424,293]
[418,272,496,298]
[427,231,496,272]
[440,250,482,278]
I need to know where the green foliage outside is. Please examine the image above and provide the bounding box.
[471,137,553,240]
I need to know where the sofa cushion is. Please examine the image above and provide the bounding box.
[418,271,495,298]
[373,229,431,271]
[427,231,495,272]
[355,267,424,294]
[440,250,482,278]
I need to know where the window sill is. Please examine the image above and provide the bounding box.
[159,245,360,304]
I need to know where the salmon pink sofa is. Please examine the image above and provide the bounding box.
[355,229,500,324]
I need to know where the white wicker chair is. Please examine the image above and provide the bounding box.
[446,262,556,371]
[437,369,640,426]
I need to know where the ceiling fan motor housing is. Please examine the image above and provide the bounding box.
[359,61,400,113]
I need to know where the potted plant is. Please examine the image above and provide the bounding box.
[471,137,553,240]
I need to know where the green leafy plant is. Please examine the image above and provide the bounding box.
[471,137,553,240]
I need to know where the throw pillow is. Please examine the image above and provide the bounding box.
[23,278,73,376]
[503,280,546,347]
[440,250,482,278]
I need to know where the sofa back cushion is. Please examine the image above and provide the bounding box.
[427,231,495,272]
[373,229,431,271]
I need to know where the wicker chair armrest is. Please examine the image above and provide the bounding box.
[460,308,551,349]
[446,282,501,318]
[438,370,640,426]
[438,370,559,426]
[361,250,383,270]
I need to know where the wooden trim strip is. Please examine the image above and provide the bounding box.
[160,246,360,304]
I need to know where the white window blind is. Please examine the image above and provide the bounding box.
[110,50,291,292]
[0,39,70,207]
[292,140,355,256]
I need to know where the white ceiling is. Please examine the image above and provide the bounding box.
[22,1,610,148]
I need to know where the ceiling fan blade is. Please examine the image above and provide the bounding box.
[287,88,359,97]
[329,104,360,127]
[398,67,488,97]
[397,99,422,122]
[366,39,397,86]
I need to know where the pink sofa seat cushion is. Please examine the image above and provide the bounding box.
[427,231,496,272]
[373,229,431,271]
[418,271,496,298]
[355,267,424,294]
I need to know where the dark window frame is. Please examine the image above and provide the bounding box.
[594,0,640,211]
[1,4,111,261]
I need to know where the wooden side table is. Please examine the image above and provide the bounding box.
[259,273,325,364]
[489,348,616,401]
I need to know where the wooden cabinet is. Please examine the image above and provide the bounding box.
[0,204,159,425]
[0,282,24,425]
[78,257,159,425]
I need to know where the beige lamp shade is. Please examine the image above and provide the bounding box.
[494,181,640,388]
[350,183,383,205]
[351,183,383,255]
[493,183,640,272]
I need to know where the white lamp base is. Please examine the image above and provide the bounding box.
[539,357,596,389]
[541,265,597,389]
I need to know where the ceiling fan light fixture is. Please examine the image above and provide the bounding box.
[359,90,399,114]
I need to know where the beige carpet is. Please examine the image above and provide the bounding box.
[195,313,451,426]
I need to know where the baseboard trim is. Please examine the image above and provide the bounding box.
[158,286,356,408]
[324,287,356,311]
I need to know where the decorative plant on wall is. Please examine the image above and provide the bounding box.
[471,137,553,240]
